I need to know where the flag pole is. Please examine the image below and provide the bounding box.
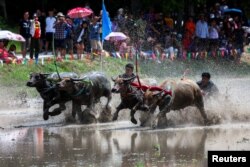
[135,42,141,87]
[52,30,61,80]
[101,0,112,72]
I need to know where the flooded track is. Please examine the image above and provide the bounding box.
[1,120,250,167]
[0,77,250,167]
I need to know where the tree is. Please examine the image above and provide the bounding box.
[0,0,7,19]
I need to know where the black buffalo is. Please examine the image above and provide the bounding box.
[111,76,148,124]
[57,72,112,123]
[26,72,78,120]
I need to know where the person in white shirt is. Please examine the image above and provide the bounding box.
[45,10,56,54]
[195,14,209,51]
[208,19,220,54]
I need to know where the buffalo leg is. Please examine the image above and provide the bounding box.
[49,103,66,116]
[130,109,137,124]
[130,102,143,124]
[72,102,82,122]
[98,94,112,123]
[105,93,112,110]
[43,102,49,120]
[196,104,209,125]
[81,97,97,124]
[195,96,209,125]
[112,104,125,121]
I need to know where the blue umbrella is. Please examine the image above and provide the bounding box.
[224,8,242,14]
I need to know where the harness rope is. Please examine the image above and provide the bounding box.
[70,79,93,97]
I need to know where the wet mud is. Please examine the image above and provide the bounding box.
[0,78,250,166]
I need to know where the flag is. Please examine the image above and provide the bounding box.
[102,0,112,41]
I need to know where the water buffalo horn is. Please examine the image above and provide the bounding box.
[71,77,87,81]
[40,73,51,76]
[153,90,164,96]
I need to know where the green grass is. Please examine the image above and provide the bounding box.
[1,58,250,97]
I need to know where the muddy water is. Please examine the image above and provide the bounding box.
[0,78,250,167]
[1,122,250,167]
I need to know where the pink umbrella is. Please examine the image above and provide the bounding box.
[67,7,93,18]
[0,30,25,42]
[104,32,128,41]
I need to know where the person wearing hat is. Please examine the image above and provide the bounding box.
[197,72,219,98]
[30,13,41,64]
[54,12,68,59]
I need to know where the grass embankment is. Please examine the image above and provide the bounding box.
[1,57,250,97]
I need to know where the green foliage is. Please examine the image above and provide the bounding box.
[0,58,250,89]
[135,161,144,167]
[0,16,7,29]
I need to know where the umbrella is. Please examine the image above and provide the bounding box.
[105,32,128,41]
[0,30,25,42]
[67,7,93,19]
[224,8,242,15]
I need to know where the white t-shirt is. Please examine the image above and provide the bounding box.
[45,17,56,33]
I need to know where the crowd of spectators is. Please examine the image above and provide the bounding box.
[17,6,102,62]
[107,0,250,63]
[1,0,250,64]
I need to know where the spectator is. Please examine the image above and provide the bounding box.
[45,9,56,54]
[208,19,220,54]
[30,13,41,64]
[111,18,120,32]
[19,11,31,59]
[164,13,174,30]
[65,16,74,57]
[89,16,102,57]
[219,0,229,15]
[0,40,19,64]
[0,39,10,63]
[195,14,209,51]
[164,32,179,59]
[54,12,68,59]
[135,12,147,40]
[183,16,196,50]
[117,8,126,31]
[37,9,46,52]
[233,23,244,62]
[74,21,90,59]
[8,44,21,63]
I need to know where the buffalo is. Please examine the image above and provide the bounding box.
[26,72,79,120]
[57,72,112,123]
[111,76,152,124]
[143,78,209,127]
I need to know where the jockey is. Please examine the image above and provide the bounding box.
[120,63,136,80]
[197,72,219,97]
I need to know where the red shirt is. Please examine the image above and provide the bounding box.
[0,48,9,60]
[34,21,41,38]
